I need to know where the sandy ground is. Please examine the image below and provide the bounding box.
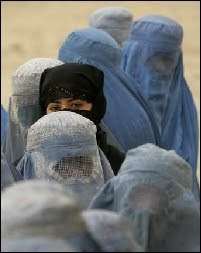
[1,1,200,183]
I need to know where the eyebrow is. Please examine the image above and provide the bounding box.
[53,98,82,104]
[52,100,62,104]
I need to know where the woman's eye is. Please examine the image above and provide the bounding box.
[71,103,82,109]
[51,106,60,111]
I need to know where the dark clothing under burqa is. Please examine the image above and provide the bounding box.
[39,63,125,174]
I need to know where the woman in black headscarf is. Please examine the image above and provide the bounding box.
[39,63,125,174]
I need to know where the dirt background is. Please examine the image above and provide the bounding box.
[1,1,200,183]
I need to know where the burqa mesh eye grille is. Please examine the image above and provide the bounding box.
[127,184,169,213]
[146,54,177,75]
[52,156,93,179]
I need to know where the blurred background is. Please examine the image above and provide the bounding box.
[1,1,200,182]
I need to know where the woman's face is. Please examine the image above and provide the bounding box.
[46,97,93,114]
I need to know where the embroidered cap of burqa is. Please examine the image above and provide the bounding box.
[58,28,160,152]
[1,151,22,191]
[89,143,200,252]
[1,180,101,252]
[1,105,8,146]
[17,111,106,209]
[3,58,63,166]
[121,15,199,199]
[89,6,133,47]
[82,209,142,252]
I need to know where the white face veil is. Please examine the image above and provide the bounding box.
[2,58,63,165]
[17,111,105,208]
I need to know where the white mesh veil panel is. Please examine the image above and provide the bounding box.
[32,150,102,184]
[53,156,93,180]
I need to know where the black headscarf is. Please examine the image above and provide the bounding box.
[39,63,106,125]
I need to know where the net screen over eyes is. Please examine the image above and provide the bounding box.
[146,54,177,75]
[53,156,93,179]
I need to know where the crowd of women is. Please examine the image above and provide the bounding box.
[1,6,200,252]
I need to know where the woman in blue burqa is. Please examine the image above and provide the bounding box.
[58,28,160,155]
[16,111,114,209]
[121,15,199,200]
[88,6,133,47]
[2,58,63,166]
[89,144,200,252]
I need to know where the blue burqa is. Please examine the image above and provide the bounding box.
[2,58,63,166]
[82,209,141,252]
[1,151,22,191]
[121,15,199,199]
[16,111,113,209]
[58,27,160,152]
[89,143,200,252]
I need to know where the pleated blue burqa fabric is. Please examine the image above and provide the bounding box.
[82,209,141,252]
[1,151,22,191]
[121,15,199,199]
[58,27,160,152]
[2,58,63,166]
[89,143,200,252]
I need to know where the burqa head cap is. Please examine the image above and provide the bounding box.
[89,7,133,45]
[12,58,63,95]
[130,14,183,44]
